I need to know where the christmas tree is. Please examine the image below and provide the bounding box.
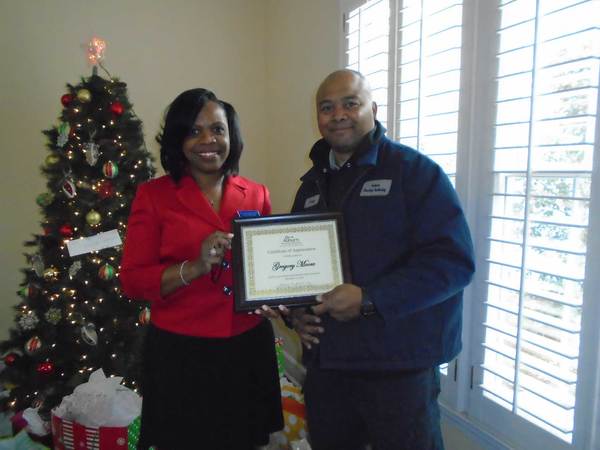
[0,39,155,418]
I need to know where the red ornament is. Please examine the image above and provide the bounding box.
[60,94,73,107]
[98,180,115,199]
[36,361,55,375]
[139,307,151,325]
[4,353,18,366]
[102,161,118,179]
[98,264,115,280]
[59,224,74,238]
[25,336,42,354]
[110,101,124,116]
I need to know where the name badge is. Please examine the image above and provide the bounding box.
[237,210,260,218]
[360,179,392,197]
[304,194,320,209]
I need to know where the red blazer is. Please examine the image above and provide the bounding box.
[120,174,271,338]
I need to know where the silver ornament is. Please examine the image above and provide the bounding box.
[19,311,39,331]
[81,323,98,346]
[31,254,45,277]
[83,142,100,166]
[45,307,62,325]
[57,123,70,147]
[68,260,82,278]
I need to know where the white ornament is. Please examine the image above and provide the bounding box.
[31,254,44,277]
[83,142,100,166]
[69,260,82,278]
[57,123,70,147]
[45,307,62,325]
[81,323,98,346]
[62,178,77,198]
[19,311,39,331]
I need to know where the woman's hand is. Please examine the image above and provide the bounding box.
[252,304,289,319]
[190,231,234,275]
[251,305,324,349]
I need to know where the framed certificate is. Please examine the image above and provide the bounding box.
[231,212,351,312]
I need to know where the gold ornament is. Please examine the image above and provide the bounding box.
[77,89,92,103]
[45,154,60,166]
[86,209,102,226]
[43,266,59,282]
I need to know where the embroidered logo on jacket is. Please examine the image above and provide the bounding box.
[304,194,320,208]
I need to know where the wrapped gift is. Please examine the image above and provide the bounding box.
[280,378,307,443]
[51,369,141,450]
[269,377,308,449]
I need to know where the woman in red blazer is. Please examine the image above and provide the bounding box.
[120,88,283,450]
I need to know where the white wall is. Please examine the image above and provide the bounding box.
[265,0,341,213]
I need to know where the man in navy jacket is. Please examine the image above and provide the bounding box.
[287,69,475,450]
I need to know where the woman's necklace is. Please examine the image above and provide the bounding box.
[203,180,223,210]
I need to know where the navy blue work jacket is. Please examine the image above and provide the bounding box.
[291,127,475,371]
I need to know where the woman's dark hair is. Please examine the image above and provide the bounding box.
[156,88,243,181]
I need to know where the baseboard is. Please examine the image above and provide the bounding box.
[441,404,514,450]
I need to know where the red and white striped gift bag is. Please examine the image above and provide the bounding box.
[52,414,128,450]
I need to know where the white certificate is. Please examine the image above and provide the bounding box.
[231,213,350,311]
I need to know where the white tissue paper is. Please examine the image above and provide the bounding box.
[21,408,49,436]
[290,439,312,450]
[53,368,141,428]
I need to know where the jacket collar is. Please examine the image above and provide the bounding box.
[301,121,386,182]
[175,174,247,230]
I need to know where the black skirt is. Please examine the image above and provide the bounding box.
[137,320,284,450]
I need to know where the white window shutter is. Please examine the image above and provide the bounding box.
[476,0,600,445]
[344,0,391,129]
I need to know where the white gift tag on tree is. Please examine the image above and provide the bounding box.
[66,230,122,257]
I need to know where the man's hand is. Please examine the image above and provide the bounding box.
[250,306,324,350]
[289,308,324,349]
[311,283,362,321]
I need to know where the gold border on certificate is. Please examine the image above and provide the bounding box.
[242,220,343,301]
[231,213,351,311]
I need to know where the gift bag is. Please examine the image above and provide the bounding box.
[51,414,129,450]
[50,369,142,450]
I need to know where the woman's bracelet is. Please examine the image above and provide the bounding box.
[179,260,190,286]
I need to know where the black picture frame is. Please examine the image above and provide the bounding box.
[231,212,351,312]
